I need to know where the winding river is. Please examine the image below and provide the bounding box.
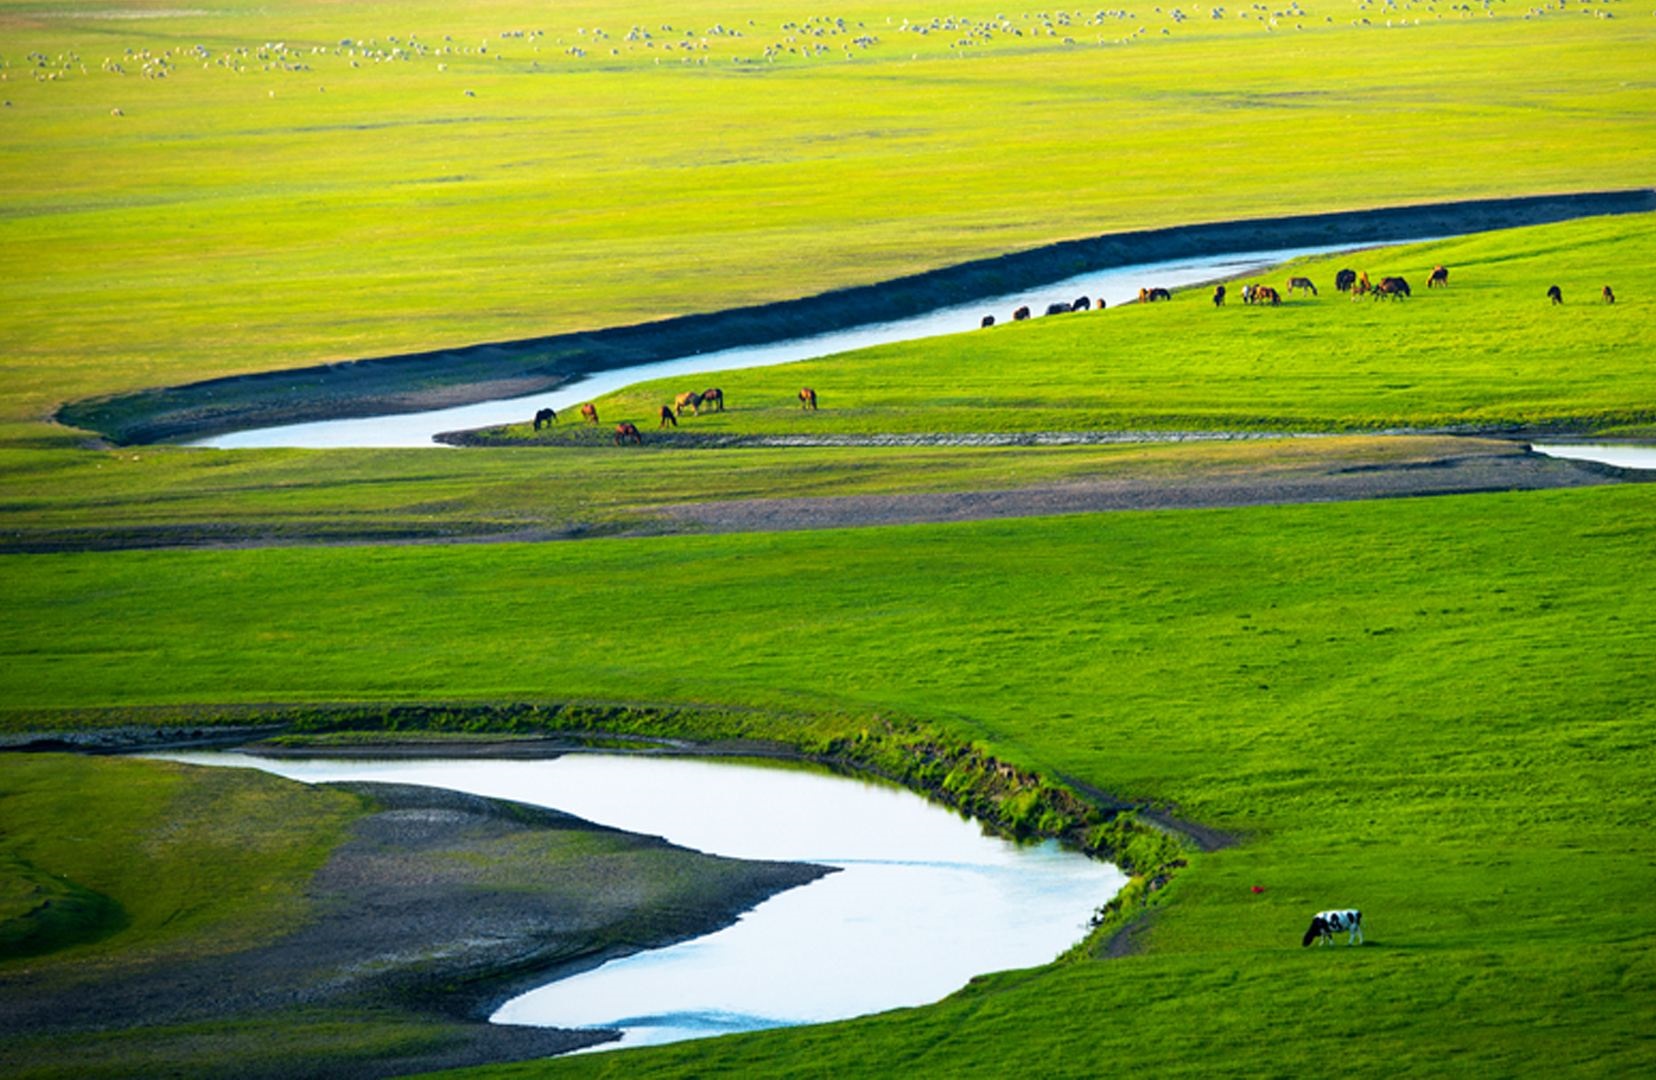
[158,751,1126,1052]
[194,241,1390,450]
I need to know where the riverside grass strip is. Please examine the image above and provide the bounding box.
[3,2,1654,445]
[2,484,1653,1074]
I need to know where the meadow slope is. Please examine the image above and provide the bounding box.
[2,485,1654,1074]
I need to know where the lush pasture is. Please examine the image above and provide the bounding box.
[517,212,1656,438]
[2,485,1654,1074]
[2,0,1653,444]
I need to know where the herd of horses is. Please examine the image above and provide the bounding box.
[527,262,1620,445]
[530,385,819,445]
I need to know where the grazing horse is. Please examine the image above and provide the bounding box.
[658,405,678,428]
[1013,305,1031,321]
[533,407,556,430]
[1144,287,1171,302]
[1255,285,1282,306]
[1072,296,1091,312]
[981,314,996,328]
[1045,301,1070,316]
[701,388,725,412]
[1603,285,1616,304]
[1373,276,1410,299]
[798,387,818,411]
[1302,909,1364,947]
[579,402,599,425]
[613,422,642,445]
[1351,272,1372,299]
[1241,283,1258,305]
[1548,284,1563,305]
[674,390,703,417]
[1213,284,1226,306]
[1335,268,1357,293]
[1428,265,1449,288]
[1286,276,1317,296]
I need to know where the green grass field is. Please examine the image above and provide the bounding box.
[3,486,1654,1075]
[493,213,1656,439]
[2,0,1654,446]
[5,0,1656,1074]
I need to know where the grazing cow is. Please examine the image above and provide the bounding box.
[1146,287,1171,302]
[1045,301,1070,316]
[1287,276,1317,296]
[674,390,703,417]
[1072,296,1091,312]
[1013,305,1031,321]
[579,402,599,425]
[798,387,818,410]
[1213,284,1226,307]
[1255,285,1282,306]
[1373,276,1411,300]
[1302,909,1364,947]
[658,405,678,428]
[613,422,642,445]
[981,314,996,328]
[1547,284,1563,305]
[533,407,556,430]
[701,387,725,412]
[1603,285,1615,304]
[1428,265,1449,288]
[1335,268,1357,293]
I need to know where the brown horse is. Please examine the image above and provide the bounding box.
[1373,276,1411,300]
[533,407,556,430]
[1351,272,1371,299]
[613,422,642,445]
[1012,305,1031,321]
[701,388,725,412]
[1286,276,1317,296]
[579,402,599,424]
[1255,285,1282,306]
[658,405,678,428]
[1603,285,1616,304]
[1428,265,1449,288]
[798,387,818,411]
[674,391,703,417]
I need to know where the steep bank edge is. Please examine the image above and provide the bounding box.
[56,189,1656,445]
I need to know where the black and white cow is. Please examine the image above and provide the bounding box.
[1301,909,1364,947]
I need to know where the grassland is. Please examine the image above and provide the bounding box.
[2,1,1654,446]
[5,0,1656,1074]
[2,485,1654,1074]
[481,213,1656,440]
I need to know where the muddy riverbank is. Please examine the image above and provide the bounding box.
[56,189,1655,446]
[0,778,830,1077]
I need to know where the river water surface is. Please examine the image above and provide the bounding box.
[194,241,1390,450]
[158,751,1125,1052]
[1529,443,1656,471]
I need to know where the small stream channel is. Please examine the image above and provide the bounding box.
[192,241,1391,450]
[158,751,1126,1052]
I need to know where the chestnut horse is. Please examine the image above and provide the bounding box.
[613,422,642,445]
[798,387,818,411]
[579,402,599,424]
[701,388,725,412]
[674,391,703,417]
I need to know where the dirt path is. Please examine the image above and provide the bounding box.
[652,440,1637,535]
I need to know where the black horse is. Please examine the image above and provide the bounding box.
[1213,284,1226,307]
[1334,268,1357,293]
[981,314,996,328]
[1012,305,1031,321]
[533,407,556,430]
[1071,296,1091,312]
[1547,284,1563,305]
